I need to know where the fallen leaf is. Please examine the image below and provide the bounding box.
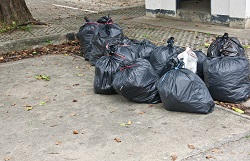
[110,110,116,113]
[39,101,46,105]
[25,105,33,111]
[50,124,58,127]
[114,138,121,143]
[148,104,153,108]
[4,157,11,161]
[232,107,244,114]
[73,130,79,134]
[77,74,84,77]
[187,144,195,149]
[120,123,127,127]
[35,74,50,81]
[243,45,250,49]
[211,148,220,153]
[206,155,215,159]
[55,141,62,145]
[127,120,132,125]
[170,154,177,161]
[204,43,210,48]
[70,113,77,116]
[138,111,145,114]
[120,121,132,127]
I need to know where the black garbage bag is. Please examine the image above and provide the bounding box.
[194,50,207,80]
[137,39,156,60]
[203,56,250,103]
[121,36,140,45]
[94,53,121,95]
[112,58,161,104]
[149,37,182,77]
[97,15,113,24]
[106,43,138,64]
[76,17,99,60]
[207,33,245,58]
[157,58,214,114]
[91,18,124,65]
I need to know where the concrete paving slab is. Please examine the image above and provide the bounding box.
[130,16,250,40]
[185,137,250,161]
[1,55,250,161]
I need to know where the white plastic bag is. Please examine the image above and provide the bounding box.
[177,47,198,73]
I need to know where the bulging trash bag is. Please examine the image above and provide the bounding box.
[203,56,250,103]
[94,53,121,95]
[137,39,156,60]
[76,17,99,60]
[91,18,124,65]
[106,43,138,64]
[121,36,140,45]
[157,58,214,114]
[112,58,161,104]
[207,33,245,58]
[194,50,207,80]
[177,47,198,73]
[97,15,113,24]
[149,37,182,77]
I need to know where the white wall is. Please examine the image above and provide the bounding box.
[146,0,249,19]
[211,0,229,15]
[229,0,246,18]
[246,0,250,18]
[145,0,161,10]
[160,0,176,11]
[211,0,249,18]
[146,0,176,11]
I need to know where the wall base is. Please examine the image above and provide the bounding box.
[146,9,250,29]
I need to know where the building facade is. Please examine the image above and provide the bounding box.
[146,0,250,28]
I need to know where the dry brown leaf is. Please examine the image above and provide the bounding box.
[25,105,33,111]
[55,141,62,145]
[206,155,215,159]
[114,138,121,143]
[138,112,145,115]
[70,113,77,116]
[148,104,153,108]
[211,148,220,153]
[170,154,177,161]
[73,130,79,134]
[4,157,11,161]
[187,144,195,149]
[127,120,132,125]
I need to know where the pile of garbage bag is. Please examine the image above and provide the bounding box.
[204,33,249,103]
[77,17,249,114]
[157,58,214,114]
[113,58,161,104]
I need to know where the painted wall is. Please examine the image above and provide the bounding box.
[246,0,250,18]
[211,0,229,16]
[145,0,161,10]
[146,0,249,19]
[229,0,246,18]
[146,0,176,11]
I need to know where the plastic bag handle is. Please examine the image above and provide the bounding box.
[84,17,90,22]
[120,64,137,71]
[222,33,229,39]
[167,37,175,46]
